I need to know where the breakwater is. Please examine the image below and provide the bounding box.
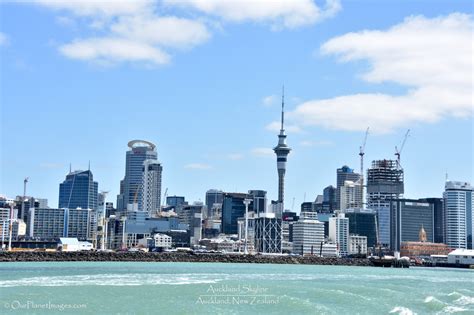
[0,251,374,266]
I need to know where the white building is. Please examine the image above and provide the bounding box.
[447,249,474,265]
[340,180,362,211]
[153,233,172,249]
[58,238,80,251]
[349,234,367,256]
[444,181,473,249]
[142,159,163,217]
[292,212,324,255]
[321,243,338,257]
[329,213,349,256]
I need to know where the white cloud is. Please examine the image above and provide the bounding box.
[0,32,9,46]
[266,121,303,134]
[262,95,277,107]
[34,0,153,17]
[184,163,212,170]
[110,16,211,49]
[289,13,473,134]
[251,147,274,158]
[33,0,209,66]
[59,38,170,65]
[165,0,341,29]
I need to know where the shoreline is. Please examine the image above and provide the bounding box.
[0,251,375,266]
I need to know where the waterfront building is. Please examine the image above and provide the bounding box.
[344,208,378,248]
[273,89,291,212]
[292,212,324,255]
[142,159,163,217]
[349,235,368,256]
[400,226,451,258]
[15,196,40,223]
[336,166,361,210]
[390,199,434,251]
[366,159,404,247]
[117,140,158,211]
[320,243,338,257]
[443,181,474,249]
[28,208,95,241]
[238,216,256,253]
[254,213,282,254]
[447,249,474,265]
[59,170,99,211]
[340,180,362,212]
[329,212,349,256]
[221,192,250,235]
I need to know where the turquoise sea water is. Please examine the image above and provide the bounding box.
[0,262,473,314]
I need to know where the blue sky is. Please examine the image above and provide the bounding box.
[0,0,472,211]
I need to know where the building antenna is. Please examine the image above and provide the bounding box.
[88,160,91,171]
[281,85,285,132]
[69,163,72,173]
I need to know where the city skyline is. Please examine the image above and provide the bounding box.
[1,1,472,209]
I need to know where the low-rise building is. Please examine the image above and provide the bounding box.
[447,249,474,265]
[321,243,338,257]
[349,234,367,256]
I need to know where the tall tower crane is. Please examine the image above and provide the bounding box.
[359,127,369,207]
[395,129,410,169]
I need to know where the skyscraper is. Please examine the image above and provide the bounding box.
[117,140,157,211]
[205,189,223,219]
[221,192,250,235]
[336,166,361,210]
[444,181,473,249]
[58,170,98,210]
[248,190,267,216]
[292,211,324,255]
[366,159,404,246]
[329,213,349,256]
[273,88,291,211]
[390,199,434,251]
[340,180,362,212]
[142,159,163,217]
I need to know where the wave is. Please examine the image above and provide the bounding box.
[0,273,222,287]
[389,306,416,315]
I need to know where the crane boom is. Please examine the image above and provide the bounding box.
[359,127,369,207]
[395,129,410,167]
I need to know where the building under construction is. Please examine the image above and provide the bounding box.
[366,159,404,247]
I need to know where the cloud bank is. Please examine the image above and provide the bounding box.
[286,13,473,134]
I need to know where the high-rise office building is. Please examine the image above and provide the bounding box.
[390,199,434,251]
[28,208,94,241]
[167,196,186,209]
[206,189,224,218]
[444,181,473,249]
[179,204,203,245]
[344,208,378,248]
[366,160,404,247]
[323,185,337,212]
[254,213,282,254]
[142,159,163,217]
[58,170,98,210]
[336,166,361,210]
[273,89,291,211]
[329,213,349,256]
[117,140,157,211]
[248,190,267,216]
[221,193,250,235]
[292,211,324,255]
[419,198,444,243]
[340,180,362,211]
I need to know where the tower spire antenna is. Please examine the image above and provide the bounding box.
[281,85,285,132]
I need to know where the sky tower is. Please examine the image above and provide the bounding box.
[273,87,291,208]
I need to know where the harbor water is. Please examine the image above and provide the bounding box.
[0,262,473,314]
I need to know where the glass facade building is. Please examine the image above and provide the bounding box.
[345,208,378,248]
[336,166,361,210]
[221,193,249,235]
[117,140,158,211]
[58,170,98,210]
[444,181,473,249]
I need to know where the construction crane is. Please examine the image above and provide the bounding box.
[395,129,410,168]
[359,127,369,207]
